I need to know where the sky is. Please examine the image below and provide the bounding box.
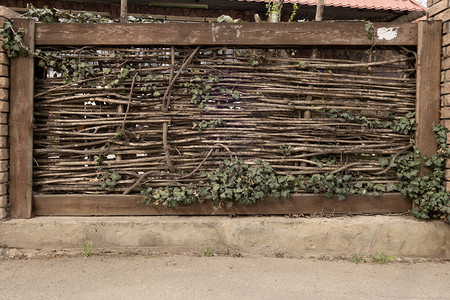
[417,0,427,7]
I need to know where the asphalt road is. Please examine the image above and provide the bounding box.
[0,255,449,300]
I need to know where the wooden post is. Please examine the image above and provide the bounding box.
[9,18,35,218]
[415,21,442,165]
[315,0,325,21]
[120,0,128,23]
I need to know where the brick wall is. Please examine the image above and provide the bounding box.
[428,0,450,190]
[0,16,9,220]
[0,7,20,220]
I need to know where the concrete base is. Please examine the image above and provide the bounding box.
[0,216,449,258]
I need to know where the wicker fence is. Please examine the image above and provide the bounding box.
[33,46,415,193]
[8,21,441,217]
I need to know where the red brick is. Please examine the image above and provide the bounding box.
[0,195,7,207]
[442,57,450,71]
[441,106,450,118]
[0,53,9,65]
[429,1,449,17]
[441,69,450,83]
[0,101,8,112]
[0,159,7,171]
[0,124,7,135]
[0,77,8,89]
[0,64,8,77]
[0,208,7,219]
[0,183,7,195]
[0,148,8,160]
[0,89,7,101]
[444,119,450,129]
[442,45,450,59]
[0,171,8,183]
[441,94,450,106]
[0,112,7,124]
[441,81,450,94]
[433,6,450,22]
[445,169,450,181]
[0,101,9,112]
[443,33,450,47]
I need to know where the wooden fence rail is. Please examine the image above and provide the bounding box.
[34,22,418,46]
[7,21,441,218]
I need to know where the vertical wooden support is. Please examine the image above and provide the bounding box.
[120,0,128,23]
[9,18,35,218]
[315,0,325,21]
[416,21,442,164]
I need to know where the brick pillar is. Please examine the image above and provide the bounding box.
[428,0,450,190]
[0,6,21,220]
[0,17,9,220]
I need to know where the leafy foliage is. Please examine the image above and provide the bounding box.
[199,159,294,208]
[377,124,450,222]
[141,159,295,209]
[94,151,122,190]
[266,1,283,22]
[363,20,374,40]
[181,75,219,108]
[388,112,417,135]
[370,251,395,264]
[140,158,390,208]
[82,242,93,257]
[299,173,363,200]
[350,254,364,264]
[404,125,450,222]
[0,5,158,83]
[25,5,110,23]
[25,4,158,24]
[330,110,417,134]
[0,21,28,57]
[141,185,198,208]
[192,118,225,131]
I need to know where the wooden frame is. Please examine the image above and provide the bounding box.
[8,21,441,217]
[34,22,418,46]
[415,21,442,164]
[9,18,35,218]
[34,193,410,216]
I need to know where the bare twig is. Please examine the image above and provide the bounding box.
[163,46,201,112]
[122,72,138,131]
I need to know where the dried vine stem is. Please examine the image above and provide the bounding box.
[162,122,176,173]
[122,72,138,131]
[180,143,234,179]
[123,143,233,194]
[123,170,159,195]
[163,46,201,112]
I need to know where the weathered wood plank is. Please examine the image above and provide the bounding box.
[416,21,442,164]
[34,22,418,46]
[9,18,35,219]
[33,193,411,216]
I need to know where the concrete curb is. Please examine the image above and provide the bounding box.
[0,216,449,258]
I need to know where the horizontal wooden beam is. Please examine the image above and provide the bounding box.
[34,22,418,46]
[33,193,411,216]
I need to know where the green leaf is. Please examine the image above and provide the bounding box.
[378,158,389,167]
[386,183,397,192]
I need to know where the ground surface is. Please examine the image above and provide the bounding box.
[0,255,449,299]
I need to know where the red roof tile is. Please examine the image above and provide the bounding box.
[237,0,426,12]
